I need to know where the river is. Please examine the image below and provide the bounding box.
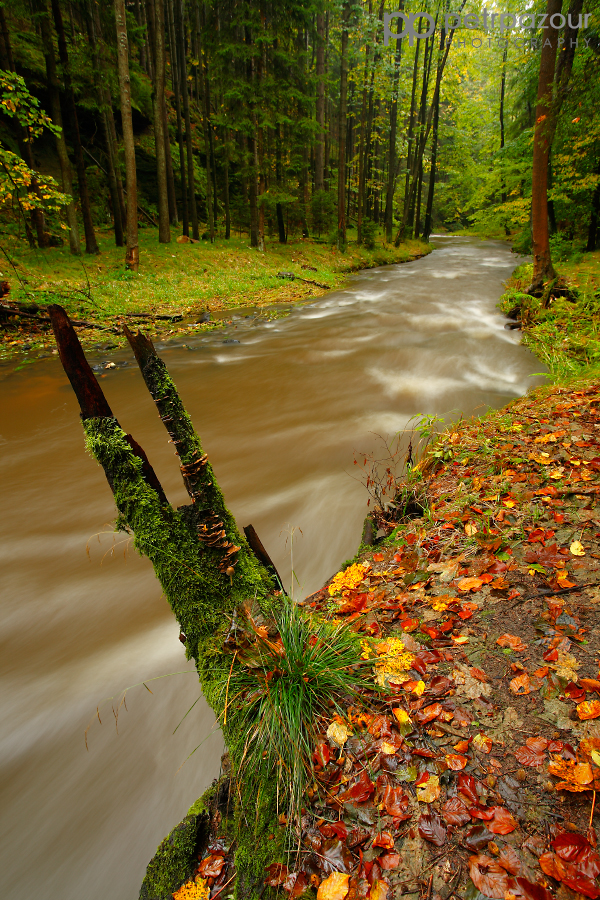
[0,237,544,899]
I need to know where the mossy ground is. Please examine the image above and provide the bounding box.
[0,227,431,361]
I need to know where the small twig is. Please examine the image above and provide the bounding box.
[211,873,236,899]
[590,790,597,829]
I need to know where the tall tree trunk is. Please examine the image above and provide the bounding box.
[198,2,214,242]
[529,0,583,293]
[248,134,259,248]
[314,12,325,193]
[114,0,140,269]
[414,160,423,238]
[164,102,178,225]
[356,35,371,245]
[51,0,99,254]
[337,0,350,251]
[167,0,188,233]
[176,0,199,240]
[499,41,507,205]
[149,0,170,242]
[422,59,440,243]
[275,126,286,244]
[84,0,125,246]
[37,0,81,255]
[224,128,231,240]
[385,1,403,243]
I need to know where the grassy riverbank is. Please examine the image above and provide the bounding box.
[142,249,600,900]
[0,229,431,361]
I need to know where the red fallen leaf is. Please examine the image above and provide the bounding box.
[378,853,400,870]
[373,553,385,562]
[320,822,349,841]
[496,633,528,651]
[526,735,549,753]
[543,648,559,662]
[199,854,226,878]
[415,771,431,787]
[380,785,410,818]
[553,512,565,524]
[540,851,600,898]
[577,847,600,879]
[415,702,442,724]
[527,527,546,543]
[468,854,510,899]
[442,797,471,826]
[552,832,591,861]
[367,715,392,738]
[399,617,419,632]
[470,666,489,683]
[514,746,546,767]
[547,739,563,753]
[458,773,480,803]
[524,542,568,568]
[469,804,496,821]
[486,559,509,574]
[314,742,331,768]
[465,826,494,851]
[285,872,309,898]
[478,573,495,584]
[566,681,586,701]
[265,863,289,887]
[372,832,395,850]
[581,679,600,693]
[497,846,521,874]
[412,748,437,759]
[428,675,453,696]
[418,811,447,846]
[488,807,517,834]
[339,770,375,803]
[514,875,554,900]
[338,593,369,614]
[445,753,468,770]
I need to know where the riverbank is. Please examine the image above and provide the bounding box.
[0,229,431,362]
[142,251,600,900]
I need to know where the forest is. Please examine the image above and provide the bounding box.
[0,0,598,294]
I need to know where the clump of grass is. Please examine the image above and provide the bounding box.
[218,599,372,837]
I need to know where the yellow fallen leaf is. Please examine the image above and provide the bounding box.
[502,499,516,508]
[392,708,412,726]
[465,522,478,536]
[413,680,426,697]
[570,540,585,557]
[416,773,440,802]
[327,721,350,748]
[381,741,397,755]
[549,468,565,480]
[317,872,350,900]
[173,876,210,900]
[457,576,483,592]
[591,750,600,767]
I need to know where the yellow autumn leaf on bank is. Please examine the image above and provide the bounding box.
[328,562,370,597]
[173,876,210,900]
[570,540,585,557]
[392,708,412,726]
[317,872,350,900]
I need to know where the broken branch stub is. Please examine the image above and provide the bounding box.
[49,305,273,716]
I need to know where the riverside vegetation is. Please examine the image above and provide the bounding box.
[131,243,600,900]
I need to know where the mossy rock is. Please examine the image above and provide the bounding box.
[139,812,209,900]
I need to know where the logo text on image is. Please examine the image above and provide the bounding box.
[383,9,593,46]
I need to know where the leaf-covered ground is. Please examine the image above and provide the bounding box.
[167,380,600,900]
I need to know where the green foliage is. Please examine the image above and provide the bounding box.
[0,69,68,215]
[311,190,336,237]
[360,218,377,250]
[217,598,370,837]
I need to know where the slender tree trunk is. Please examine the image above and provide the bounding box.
[499,41,507,205]
[529,0,561,293]
[37,0,80,255]
[164,101,178,225]
[176,0,199,240]
[422,63,440,243]
[167,0,187,233]
[224,128,231,240]
[51,0,98,254]
[114,0,140,269]
[356,38,371,245]
[200,48,214,241]
[385,2,403,243]
[248,134,259,248]
[314,12,325,193]
[275,126,286,244]
[414,160,423,238]
[586,160,600,252]
[337,0,350,251]
[150,0,170,242]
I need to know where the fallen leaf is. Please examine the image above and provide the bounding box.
[488,807,517,835]
[372,832,395,850]
[473,733,492,754]
[457,576,483,592]
[198,855,225,878]
[497,846,521,874]
[442,797,471,825]
[380,785,410,817]
[418,811,447,846]
[509,672,532,695]
[369,880,389,900]
[570,540,586,557]
[514,746,546,767]
[317,872,350,900]
[416,774,440,803]
[548,757,594,791]
[496,634,528,652]
[378,853,400,870]
[578,701,600,721]
[468,854,510,899]
[327,721,350,748]
[445,753,468,770]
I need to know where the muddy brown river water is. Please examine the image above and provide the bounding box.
[0,237,545,899]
